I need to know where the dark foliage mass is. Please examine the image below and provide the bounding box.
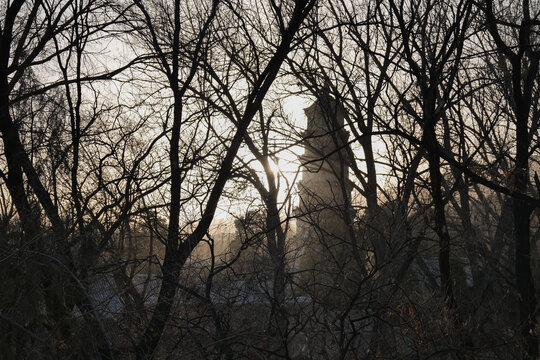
[1,0,540,359]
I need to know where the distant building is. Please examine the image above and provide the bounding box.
[293,95,357,299]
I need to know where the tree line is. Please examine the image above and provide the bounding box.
[1,0,539,359]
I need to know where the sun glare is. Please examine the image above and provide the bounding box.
[270,158,280,175]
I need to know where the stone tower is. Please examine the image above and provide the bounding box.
[295,95,354,299]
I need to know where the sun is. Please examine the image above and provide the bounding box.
[269,158,280,176]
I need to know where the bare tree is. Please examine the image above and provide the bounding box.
[131,0,316,358]
[478,1,540,358]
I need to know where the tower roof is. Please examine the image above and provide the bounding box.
[303,94,346,133]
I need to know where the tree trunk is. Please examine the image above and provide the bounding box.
[514,105,537,359]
